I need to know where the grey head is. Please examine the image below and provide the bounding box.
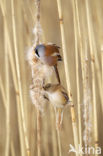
[35,44,45,58]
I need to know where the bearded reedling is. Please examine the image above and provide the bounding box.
[43,83,71,128]
[34,43,62,84]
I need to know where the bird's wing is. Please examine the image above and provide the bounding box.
[45,44,60,56]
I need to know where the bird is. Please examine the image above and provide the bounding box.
[43,83,71,128]
[34,43,62,84]
[43,83,70,109]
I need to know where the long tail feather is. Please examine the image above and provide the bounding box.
[54,65,61,84]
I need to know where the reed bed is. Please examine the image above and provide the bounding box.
[0,0,102,156]
[85,0,98,150]
[72,0,82,154]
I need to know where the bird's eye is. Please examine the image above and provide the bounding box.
[35,49,39,57]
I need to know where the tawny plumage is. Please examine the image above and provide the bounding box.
[34,43,62,83]
[43,83,70,109]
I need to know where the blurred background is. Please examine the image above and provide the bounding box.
[0,0,102,155]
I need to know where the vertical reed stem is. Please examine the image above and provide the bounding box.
[4,16,10,156]
[0,1,27,155]
[11,0,30,155]
[56,0,79,155]
[37,110,41,156]
[34,1,41,155]
[50,107,58,156]
[57,127,62,156]
[10,141,15,156]
[0,76,6,109]
[85,0,98,153]
[72,0,82,154]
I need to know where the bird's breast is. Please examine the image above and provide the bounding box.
[40,56,57,66]
[48,92,66,108]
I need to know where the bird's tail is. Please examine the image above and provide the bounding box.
[54,64,61,84]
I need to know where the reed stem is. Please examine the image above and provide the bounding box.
[11,0,30,155]
[56,0,79,155]
[4,18,10,156]
[57,128,62,156]
[0,2,26,155]
[72,0,82,154]
[33,1,42,155]
[0,76,6,109]
[10,141,15,156]
[37,110,41,156]
[85,0,98,153]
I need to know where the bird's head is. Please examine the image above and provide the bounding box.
[34,44,45,58]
